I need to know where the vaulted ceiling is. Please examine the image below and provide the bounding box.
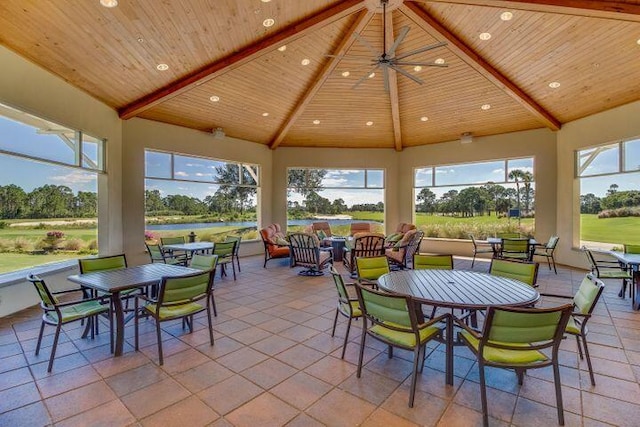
[1,0,639,150]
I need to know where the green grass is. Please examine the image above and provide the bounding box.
[0,253,77,274]
[350,211,384,221]
[415,213,534,227]
[580,214,640,245]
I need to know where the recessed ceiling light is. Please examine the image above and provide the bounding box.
[156,63,169,71]
[100,0,118,8]
[481,104,491,110]
[277,45,287,52]
[137,37,144,43]
[549,81,561,89]
[420,116,429,122]
[209,95,220,102]
[342,71,350,77]
[413,66,422,72]
[261,0,271,2]
[262,112,269,117]
[301,58,310,66]
[500,11,513,21]
[479,33,492,40]
[263,18,275,27]
[366,121,373,126]
[434,58,445,65]
[313,119,320,125]
[637,38,640,45]
[368,72,375,78]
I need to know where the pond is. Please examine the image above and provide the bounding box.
[146,219,382,231]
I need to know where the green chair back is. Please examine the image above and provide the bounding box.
[486,305,570,344]
[28,274,58,307]
[624,244,640,254]
[190,254,218,271]
[213,241,235,259]
[79,254,127,273]
[146,243,165,262]
[225,236,241,254]
[356,256,390,281]
[330,267,350,302]
[158,270,212,305]
[489,259,538,286]
[413,254,453,270]
[497,232,520,239]
[501,238,530,253]
[160,236,186,245]
[546,235,559,250]
[573,274,605,315]
[357,284,413,330]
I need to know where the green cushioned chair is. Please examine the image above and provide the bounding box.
[330,267,362,359]
[225,236,242,272]
[28,274,111,372]
[624,244,640,254]
[533,235,559,274]
[541,274,605,386]
[190,254,219,316]
[456,304,573,426]
[499,238,532,261]
[135,270,215,365]
[489,258,539,287]
[160,236,188,261]
[213,240,237,280]
[146,243,187,266]
[469,234,494,268]
[583,246,632,298]
[413,253,454,270]
[355,283,446,407]
[355,256,390,288]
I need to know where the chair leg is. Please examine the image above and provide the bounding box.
[236,256,241,273]
[134,298,140,351]
[206,306,215,346]
[210,293,218,317]
[356,329,366,378]
[331,308,339,337]
[479,361,489,427]
[551,255,557,274]
[47,324,62,373]
[575,335,584,359]
[231,261,236,280]
[619,279,628,298]
[552,360,565,425]
[409,346,421,408]
[341,316,353,359]
[156,321,164,365]
[388,345,393,359]
[516,368,524,385]
[35,321,45,356]
[581,334,596,386]
[471,253,477,268]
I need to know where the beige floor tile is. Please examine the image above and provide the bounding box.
[140,396,219,427]
[241,358,298,389]
[45,380,117,422]
[225,393,298,427]
[197,375,263,415]
[270,372,333,410]
[55,399,136,427]
[120,377,191,419]
[307,388,376,426]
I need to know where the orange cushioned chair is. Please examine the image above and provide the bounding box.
[259,224,290,268]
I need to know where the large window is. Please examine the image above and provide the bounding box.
[144,150,260,242]
[0,102,104,273]
[577,138,640,248]
[414,158,535,239]
[286,168,385,235]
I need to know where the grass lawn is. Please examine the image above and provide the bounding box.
[0,253,77,274]
[580,214,640,245]
[415,213,534,227]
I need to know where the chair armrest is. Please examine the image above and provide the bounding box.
[453,316,482,338]
[423,312,449,328]
[539,293,572,299]
[55,295,109,308]
[52,288,86,296]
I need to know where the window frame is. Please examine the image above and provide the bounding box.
[576,137,640,179]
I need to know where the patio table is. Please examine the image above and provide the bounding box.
[68,263,199,356]
[487,237,538,260]
[608,251,640,310]
[377,269,539,385]
[162,241,214,258]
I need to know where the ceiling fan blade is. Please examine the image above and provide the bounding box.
[394,61,448,68]
[353,31,379,57]
[387,26,410,58]
[394,41,447,61]
[383,65,390,93]
[352,65,380,89]
[390,65,424,85]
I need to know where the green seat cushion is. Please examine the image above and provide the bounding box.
[145,302,205,320]
[461,330,548,364]
[47,300,109,323]
[339,300,362,317]
[370,321,439,347]
[564,316,581,335]
[598,270,632,279]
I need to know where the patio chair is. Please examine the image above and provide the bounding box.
[28,274,111,372]
[540,273,605,386]
[259,223,290,268]
[289,232,333,276]
[413,253,454,270]
[135,270,215,365]
[625,244,640,254]
[343,233,385,276]
[489,258,539,287]
[496,232,521,238]
[499,238,533,262]
[469,234,494,268]
[384,222,416,247]
[458,304,573,426]
[349,222,371,236]
[213,240,236,280]
[329,267,362,359]
[533,236,559,274]
[355,283,446,407]
[190,254,219,316]
[385,230,424,269]
[160,235,188,259]
[311,221,333,246]
[583,246,632,298]
[145,242,187,266]
[355,255,390,288]
[225,236,242,272]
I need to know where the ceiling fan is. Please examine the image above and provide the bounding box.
[331,0,448,91]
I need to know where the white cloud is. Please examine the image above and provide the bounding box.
[175,171,188,177]
[49,171,95,184]
[322,177,349,186]
[185,162,204,168]
[492,168,504,174]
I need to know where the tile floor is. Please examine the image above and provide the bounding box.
[1,255,640,426]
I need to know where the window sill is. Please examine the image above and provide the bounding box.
[0,259,77,289]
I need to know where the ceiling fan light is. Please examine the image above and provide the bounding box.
[156,63,169,71]
[209,95,220,102]
[301,58,310,66]
[549,81,561,88]
[366,121,373,126]
[262,112,269,117]
[313,119,320,125]
[636,38,640,45]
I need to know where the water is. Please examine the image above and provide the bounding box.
[146,219,382,231]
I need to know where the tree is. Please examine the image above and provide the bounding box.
[481,182,505,216]
[145,189,165,213]
[416,188,436,214]
[0,184,27,219]
[580,193,602,214]
[287,169,327,199]
[508,169,533,214]
[457,187,486,217]
[74,191,97,217]
[331,198,347,214]
[213,164,257,215]
[304,191,331,214]
[27,184,74,218]
[438,190,459,216]
[607,184,619,196]
[601,190,640,210]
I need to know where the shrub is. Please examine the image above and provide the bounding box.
[0,221,7,229]
[598,206,640,218]
[13,237,33,252]
[63,238,84,251]
[144,230,156,241]
[0,238,11,252]
[87,239,98,250]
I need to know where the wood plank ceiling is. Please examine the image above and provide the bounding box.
[0,0,639,150]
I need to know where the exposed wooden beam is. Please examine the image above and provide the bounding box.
[403,2,562,131]
[119,0,366,120]
[385,11,403,152]
[407,0,640,21]
[269,10,374,150]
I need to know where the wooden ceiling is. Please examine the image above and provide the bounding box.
[1,0,639,150]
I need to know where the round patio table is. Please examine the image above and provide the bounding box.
[377,269,539,385]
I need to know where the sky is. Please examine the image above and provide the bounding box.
[1,110,639,203]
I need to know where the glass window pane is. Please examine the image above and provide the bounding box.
[578,143,619,177]
[321,170,364,188]
[174,155,230,182]
[507,158,534,180]
[435,160,504,186]
[145,151,172,179]
[367,170,384,188]
[242,165,259,186]
[82,134,103,170]
[0,105,76,165]
[415,167,433,187]
[624,139,640,172]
